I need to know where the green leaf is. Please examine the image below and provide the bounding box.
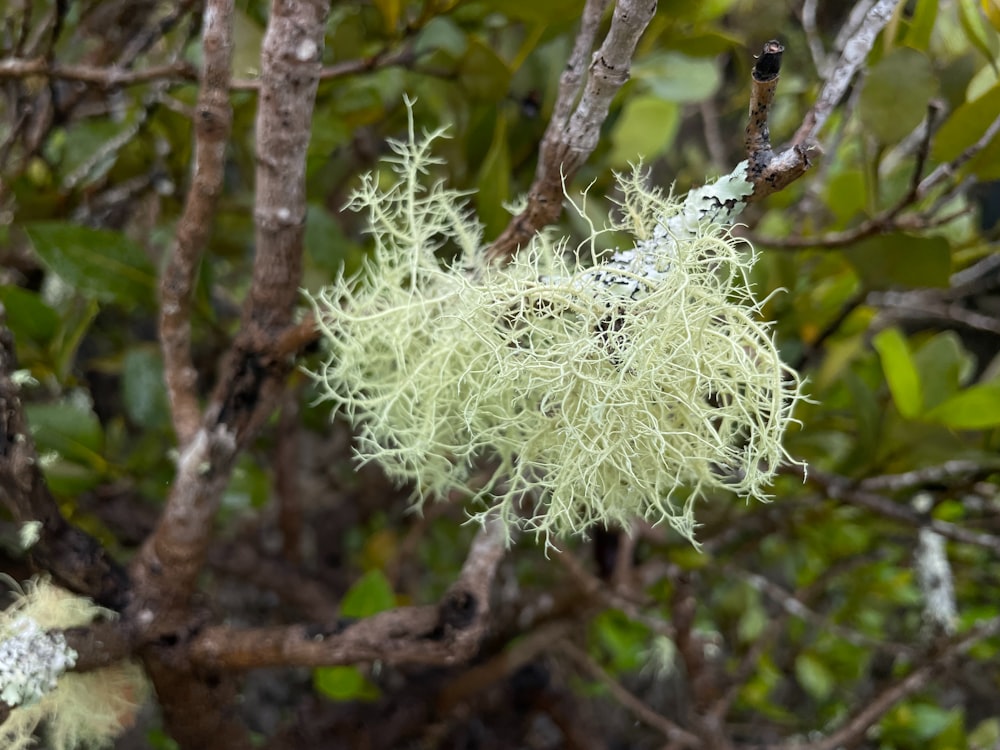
[477,0,581,23]
[339,569,395,618]
[737,601,767,643]
[458,39,511,102]
[304,204,364,279]
[794,652,835,701]
[911,704,961,740]
[476,112,511,239]
[590,609,650,674]
[632,52,722,102]
[924,380,1000,428]
[52,122,115,186]
[313,666,380,702]
[843,233,951,289]
[0,285,60,347]
[232,9,265,78]
[859,48,937,144]
[221,456,271,514]
[658,0,736,21]
[371,0,401,34]
[415,17,467,58]
[26,400,106,470]
[55,299,99,382]
[966,130,1000,179]
[986,0,1000,32]
[122,348,171,430]
[24,222,156,307]
[912,332,974,410]
[842,370,879,466]
[824,170,867,225]
[969,718,1000,750]
[873,328,923,418]
[740,654,792,721]
[904,0,939,50]
[146,728,181,750]
[959,0,1000,67]
[667,30,740,57]
[932,83,1000,163]
[608,96,679,168]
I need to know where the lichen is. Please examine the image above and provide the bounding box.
[0,577,148,750]
[308,110,803,546]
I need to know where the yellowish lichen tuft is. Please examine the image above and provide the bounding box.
[308,112,803,546]
[0,577,148,750]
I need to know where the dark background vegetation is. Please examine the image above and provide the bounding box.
[2,0,1000,748]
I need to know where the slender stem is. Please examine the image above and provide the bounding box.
[160,0,235,446]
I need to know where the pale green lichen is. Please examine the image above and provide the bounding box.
[0,577,149,750]
[308,113,803,545]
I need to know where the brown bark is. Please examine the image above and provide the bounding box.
[160,0,236,446]
[0,310,127,609]
[487,0,657,263]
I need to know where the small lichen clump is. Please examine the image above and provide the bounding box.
[0,577,148,750]
[309,118,802,545]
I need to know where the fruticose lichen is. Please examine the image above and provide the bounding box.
[0,577,148,750]
[308,113,803,545]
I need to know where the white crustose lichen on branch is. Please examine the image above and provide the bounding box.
[0,578,148,750]
[309,92,804,545]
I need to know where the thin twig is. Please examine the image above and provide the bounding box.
[160,0,235,446]
[272,313,320,358]
[773,616,1000,750]
[0,57,197,86]
[749,104,988,251]
[487,0,653,263]
[744,40,811,200]
[189,516,509,670]
[800,0,828,75]
[738,569,915,656]
[919,113,1000,195]
[436,620,575,712]
[798,467,1000,555]
[793,0,900,146]
[871,291,1000,335]
[859,460,1000,492]
[560,642,702,748]
[0,50,416,91]
[231,45,417,89]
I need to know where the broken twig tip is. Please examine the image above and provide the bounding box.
[753,40,784,82]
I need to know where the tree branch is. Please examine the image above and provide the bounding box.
[160,0,235,446]
[131,0,331,623]
[560,642,702,748]
[189,516,508,670]
[800,467,1000,555]
[0,57,198,86]
[127,3,331,746]
[748,109,1000,251]
[792,0,900,147]
[858,460,1000,493]
[776,616,1000,750]
[487,0,656,263]
[241,0,328,341]
[744,40,811,200]
[0,309,128,609]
